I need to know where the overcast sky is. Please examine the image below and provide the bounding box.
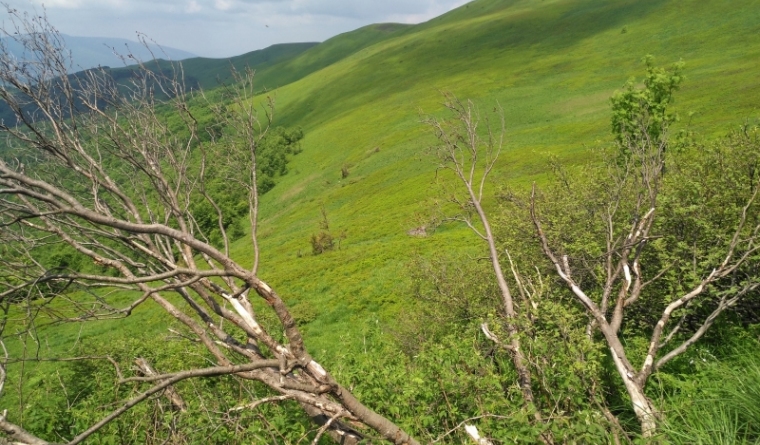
[3,0,470,58]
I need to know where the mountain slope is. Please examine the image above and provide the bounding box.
[252,23,411,91]
[174,22,410,92]
[240,0,760,350]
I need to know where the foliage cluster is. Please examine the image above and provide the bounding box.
[9,335,327,445]
[394,255,610,443]
[610,55,685,155]
[309,205,347,256]
[190,125,304,247]
[498,123,760,328]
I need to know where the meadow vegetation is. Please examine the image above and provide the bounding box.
[2,0,760,443]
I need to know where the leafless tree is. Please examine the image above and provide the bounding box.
[530,110,760,437]
[0,8,419,445]
[424,95,550,444]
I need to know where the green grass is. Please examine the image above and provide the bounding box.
[662,344,760,444]
[6,0,760,408]
[252,22,411,92]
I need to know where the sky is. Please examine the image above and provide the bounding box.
[2,0,470,58]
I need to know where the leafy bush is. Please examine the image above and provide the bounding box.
[190,125,304,247]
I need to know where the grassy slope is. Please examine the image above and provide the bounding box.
[248,0,760,353]
[253,23,411,92]
[7,0,760,376]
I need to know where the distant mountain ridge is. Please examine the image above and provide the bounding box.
[0,33,196,72]
[61,34,197,68]
[103,22,408,93]
[129,42,321,92]
[0,41,324,125]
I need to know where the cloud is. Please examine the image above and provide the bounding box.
[244,0,461,20]
[185,0,202,13]
[38,0,83,8]
[214,0,233,11]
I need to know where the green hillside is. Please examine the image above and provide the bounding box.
[178,42,319,89]
[252,23,411,91]
[238,0,760,352]
[107,42,318,91]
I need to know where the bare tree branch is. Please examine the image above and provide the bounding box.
[425,94,550,443]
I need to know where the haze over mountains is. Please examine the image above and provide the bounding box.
[1,33,196,71]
